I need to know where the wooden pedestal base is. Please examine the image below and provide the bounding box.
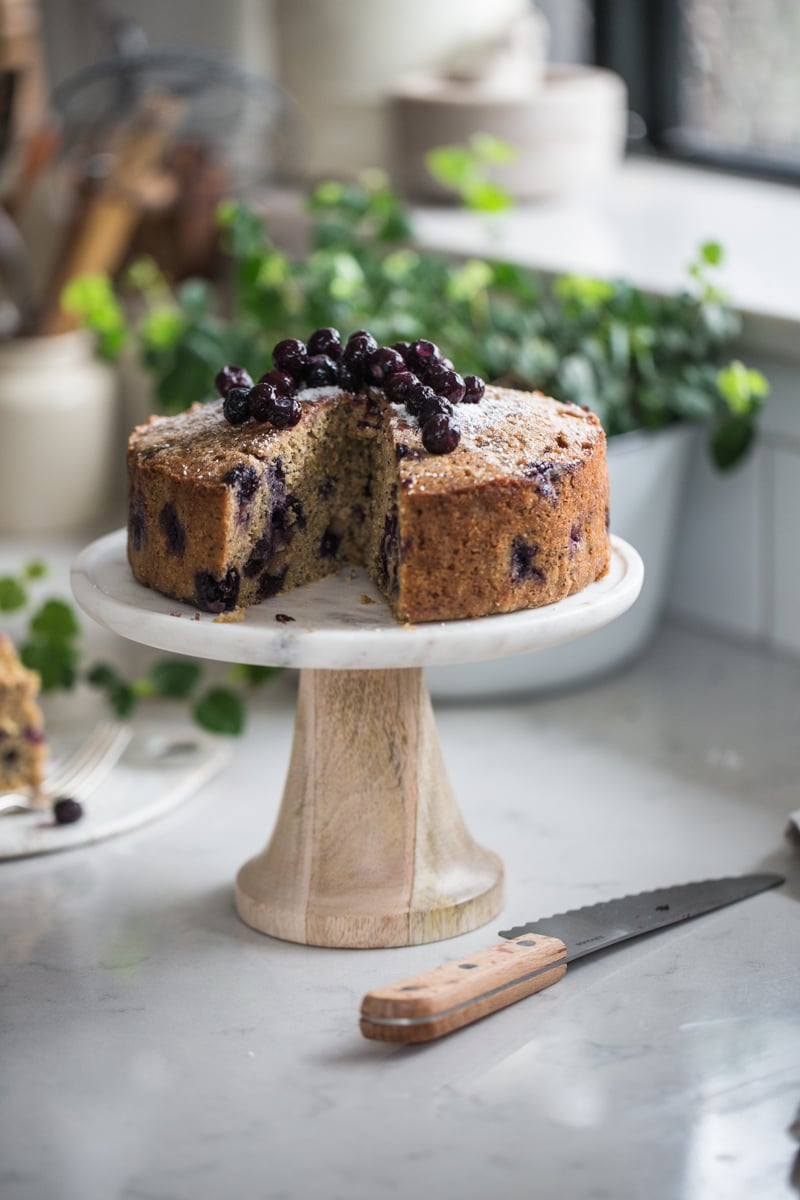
[235,668,504,948]
[74,532,642,949]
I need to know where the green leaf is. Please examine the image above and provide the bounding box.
[425,145,476,191]
[227,663,281,687]
[140,308,185,352]
[30,599,80,642]
[61,274,128,359]
[0,576,27,612]
[327,253,366,301]
[61,273,111,313]
[216,201,267,259]
[470,132,516,165]
[445,259,494,303]
[23,560,48,581]
[491,261,540,304]
[382,250,419,283]
[712,415,756,470]
[427,135,515,182]
[255,250,290,290]
[193,688,245,735]
[177,279,213,318]
[701,241,723,266]
[20,639,78,691]
[309,180,348,209]
[125,256,165,293]
[463,180,513,215]
[109,681,136,717]
[553,275,615,309]
[375,206,412,243]
[86,661,121,688]
[149,659,202,698]
[130,678,157,699]
[716,361,770,416]
[425,139,514,213]
[215,199,240,228]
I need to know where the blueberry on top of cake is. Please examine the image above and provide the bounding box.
[127,329,610,622]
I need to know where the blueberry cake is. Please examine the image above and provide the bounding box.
[0,634,47,791]
[127,330,610,623]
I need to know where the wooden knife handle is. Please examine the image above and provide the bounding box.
[360,933,567,1044]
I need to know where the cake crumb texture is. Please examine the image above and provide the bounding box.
[0,635,48,791]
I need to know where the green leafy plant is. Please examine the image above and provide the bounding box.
[1,561,81,690]
[64,154,767,469]
[425,133,516,214]
[0,562,277,733]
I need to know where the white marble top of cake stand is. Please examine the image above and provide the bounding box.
[72,530,643,670]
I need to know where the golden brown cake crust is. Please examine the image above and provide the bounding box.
[127,385,610,623]
[387,387,609,620]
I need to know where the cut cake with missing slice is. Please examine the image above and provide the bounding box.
[126,384,610,624]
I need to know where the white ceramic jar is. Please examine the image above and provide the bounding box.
[0,331,119,535]
[274,0,529,178]
[391,65,628,202]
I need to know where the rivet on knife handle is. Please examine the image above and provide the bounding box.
[359,934,567,1044]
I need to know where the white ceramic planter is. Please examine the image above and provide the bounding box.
[0,331,118,535]
[427,423,698,699]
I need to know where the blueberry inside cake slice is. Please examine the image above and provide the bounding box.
[127,329,610,622]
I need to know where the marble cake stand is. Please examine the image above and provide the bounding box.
[72,530,643,949]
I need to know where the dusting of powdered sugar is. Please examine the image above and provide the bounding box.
[390,389,576,441]
[388,386,601,490]
[298,385,345,404]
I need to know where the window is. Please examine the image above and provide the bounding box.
[593,0,800,182]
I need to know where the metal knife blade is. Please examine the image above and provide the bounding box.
[498,872,783,959]
[359,873,784,1044]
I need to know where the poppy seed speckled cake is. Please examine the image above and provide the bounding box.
[126,330,610,623]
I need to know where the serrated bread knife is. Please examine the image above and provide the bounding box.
[360,873,784,1043]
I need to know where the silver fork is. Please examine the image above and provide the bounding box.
[0,720,132,815]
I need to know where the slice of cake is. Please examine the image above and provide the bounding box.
[127,329,610,623]
[0,634,47,791]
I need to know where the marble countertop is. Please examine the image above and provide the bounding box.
[2,575,799,1200]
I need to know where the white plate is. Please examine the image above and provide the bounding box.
[71,530,643,671]
[0,720,230,860]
